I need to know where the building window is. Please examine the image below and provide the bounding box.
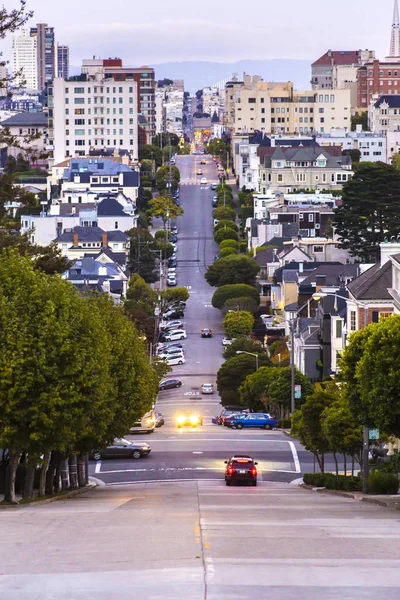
[277,174,283,182]
[350,310,356,331]
[115,221,118,229]
[248,98,256,103]
[74,98,84,104]
[313,245,323,253]
[335,320,342,338]
[379,312,391,320]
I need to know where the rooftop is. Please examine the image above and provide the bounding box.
[312,50,361,67]
[1,112,48,127]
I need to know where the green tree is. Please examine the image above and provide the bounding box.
[321,394,363,476]
[223,296,258,314]
[214,228,238,244]
[205,255,259,287]
[0,230,72,274]
[351,111,368,132]
[220,246,238,258]
[222,310,254,338]
[333,163,400,262]
[124,274,157,315]
[265,367,314,417]
[213,206,236,221]
[292,387,334,473]
[217,354,270,406]
[128,228,159,283]
[148,195,183,227]
[155,165,181,191]
[219,239,240,251]
[160,286,190,313]
[212,284,260,309]
[153,133,180,147]
[162,146,178,161]
[224,337,265,361]
[139,144,163,167]
[215,220,238,233]
[346,315,400,437]
[239,366,276,411]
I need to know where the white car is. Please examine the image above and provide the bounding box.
[201,383,214,395]
[167,277,177,287]
[167,268,176,276]
[159,349,185,360]
[160,320,183,330]
[222,337,236,346]
[200,177,207,184]
[164,329,187,341]
[166,355,186,366]
[213,219,220,227]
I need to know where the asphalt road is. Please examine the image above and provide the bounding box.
[90,155,336,487]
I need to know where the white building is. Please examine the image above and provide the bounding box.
[315,126,387,162]
[163,84,184,137]
[12,28,38,89]
[155,88,166,134]
[51,76,139,165]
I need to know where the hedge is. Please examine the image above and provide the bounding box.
[368,470,399,494]
[215,220,239,233]
[303,473,362,491]
[214,228,238,244]
[220,247,238,258]
[220,239,240,250]
[212,284,260,309]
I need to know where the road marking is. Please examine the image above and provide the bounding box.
[95,460,102,474]
[140,438,292,443]
[184,391,200,396]
[288,441,301,473]
[192,451,203,454]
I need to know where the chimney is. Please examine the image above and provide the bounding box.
[102,232,108,247]
[73,232,79,247]
[315,274,326,291]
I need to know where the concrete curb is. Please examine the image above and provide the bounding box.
[89,476,106,487]
[300,483,400,510]
[0,483,95,509]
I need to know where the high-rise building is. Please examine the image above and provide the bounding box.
[50,75,139,164]
[81,59,156,141]
[389,0,400,59]
[357,1,400,107]
[30,24,56,90]
[57,45,69,79]
[12,28,38,89]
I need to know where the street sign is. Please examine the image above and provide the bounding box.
[294,385,302,399]
[369,428,380,440]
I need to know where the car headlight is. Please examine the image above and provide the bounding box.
[140,446,149,450]
[190,414,199,425]
[177,415,186,424]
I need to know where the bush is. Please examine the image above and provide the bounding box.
[220,239,240,250]
[215,220,239,233]
[368,470,399,494]
[223,296,258,314]
[303,472,362,492]
[154,230,171,240]
[239,241,247,253]
[220,247,238,258]
[213,206,236,221]
[277,418,292,429]
[214,228,238,244]
[212,284,260,309]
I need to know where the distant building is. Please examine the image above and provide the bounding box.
[30,24,56,91]
[57,45,69,79]
[12,29,37,89]
[369,95,400,139]
[0,112,48,163]
[50,76,139,164]
[311,49,374,90]
[315,127,387,163]
[81,59,156,141]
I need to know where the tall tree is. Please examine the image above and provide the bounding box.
[155,165,181,191]
[222,310,254,338]
[216,354,270,406]
[205,255,259,287]
[333,163,400,262]
[148,196,184,226]
[128,228,159,283]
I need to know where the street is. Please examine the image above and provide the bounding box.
[89,155,335,487]
[1,481,400,599]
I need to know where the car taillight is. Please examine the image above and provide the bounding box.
[227,467,235,475]
[250,467,257,476]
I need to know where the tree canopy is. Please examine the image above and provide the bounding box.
[139,144,163,167]
[217,353,270,406]
[212,284,260,309]
[222,310,254,338]
[155,165,181,191]
[148,195,184,225]
[214,228,238,245]
[333,163,400,262]
[205,255,260,287]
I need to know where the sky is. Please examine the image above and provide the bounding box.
[0,0,395,67]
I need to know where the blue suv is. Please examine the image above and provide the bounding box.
[230,413,278,430]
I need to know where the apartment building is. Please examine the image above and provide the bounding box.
[12,29,37,89]
[315,127,387,162]
[0,112,48,163]
[258,145,352,193]
[81,59,156,141]
[155,88,166,134]
[368,94,400,137]
[30,24,56,91]
[57,45,69,79]
[163,83,184,137]
[311,49,375,90]
[50,75,139,165]
[224,75,351,136]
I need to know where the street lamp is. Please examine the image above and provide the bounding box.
[236,350,259,371]
[312,290,370,494]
